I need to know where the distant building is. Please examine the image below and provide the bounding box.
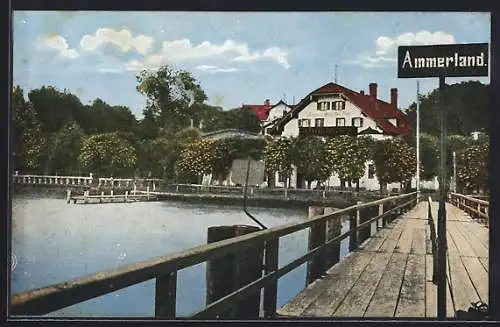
[264,82,412,191]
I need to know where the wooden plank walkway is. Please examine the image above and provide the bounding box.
[277,201,489,318]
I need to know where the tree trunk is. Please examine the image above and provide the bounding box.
[355,179,360,192]
[340,179,345,190]
[348,180,352,189]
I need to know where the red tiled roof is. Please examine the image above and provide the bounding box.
[275,83,411,135]
[242,104,272,121]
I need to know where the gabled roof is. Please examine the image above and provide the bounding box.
[272,82,411,136]
[242,104,272,121]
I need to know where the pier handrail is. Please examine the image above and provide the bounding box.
[11,192,417,318]
[448,192,489,225]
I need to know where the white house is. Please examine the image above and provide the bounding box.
[262,100,293,136]
[266,82,414,191]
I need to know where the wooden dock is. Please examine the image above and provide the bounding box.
[277,201,489,318]
[69,192,158,204]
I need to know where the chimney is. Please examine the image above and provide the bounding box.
[369,83,377,99]
[264,99,270,106]
[390,88,398,108]
[360,90,365,95]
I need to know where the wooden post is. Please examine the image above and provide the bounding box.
[84,191,89,204]
[125,191,128,202]
[378,203,384,229]
[324,207,341,269]
[307,206,326,285]
[110,189,114,196]
[155,271,177,319]
[153,183,156,191]
[206,225,263,319]
[100,191,104,203]
[66,189,71,204]
[358,206,371,245]
[349,201,362,252]
[263,238,279,318]
[134,184,137,195]
[147,186,150,200]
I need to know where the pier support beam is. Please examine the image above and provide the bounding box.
[307,206,326,284]
[206,225,263,319]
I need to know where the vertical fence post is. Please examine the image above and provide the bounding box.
[307,206,326,284]
[324,207,341,269]
[349,202,361,252]
[263,238,279,318]
[378,203,384,229]
[206,225,263,319]
[155,271,177,319]
[66,189,71,204]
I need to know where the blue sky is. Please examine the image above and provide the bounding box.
[13,11,490,118]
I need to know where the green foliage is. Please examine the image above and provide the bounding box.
[291,137,331,187]
[373,138,417,189]
[44,121,85,174]
[262,137,294,179]
[457,143,489,192]
[405,81,489,136]
[419,133,439,180]
[175,139,224,182]
[78,133,138,177]
[12,87,46,171]
[326,136,373,184]
[136,65,207,132]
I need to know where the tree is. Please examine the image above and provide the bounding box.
[291,137,331,189]
[262,137,294,188]
[78,133,138,177]
[373,138,417,193]
[175,139,224,183]
[457,142,488,193]
[326,135,373,191]
[405,81,490,137]
[44,121,85,175]
[12,86,46,172]
[85,99,138,135]
[28,86,86,134]
[419,133,439,181]
[136,65,207,133]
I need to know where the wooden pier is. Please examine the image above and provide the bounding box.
[277,199,488,318]
[68,189,158,204]
[10,192,490,319]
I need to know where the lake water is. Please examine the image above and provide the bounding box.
[11,194,351,317]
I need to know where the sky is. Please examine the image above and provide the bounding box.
[12,11,491,118]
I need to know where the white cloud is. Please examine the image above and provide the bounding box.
[80,27,153,55]
[346,30,456,69]
[195,65,240,73]
[125,38,290,71]
[375,31,456,56]
[38,35,79,59]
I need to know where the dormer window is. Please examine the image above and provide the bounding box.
[317,101,330,111]
[332,101,346,110]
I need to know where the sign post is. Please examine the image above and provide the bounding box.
[398,43,489,319]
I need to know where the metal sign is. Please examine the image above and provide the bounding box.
[230,159,265,186]
[398,43,489,78]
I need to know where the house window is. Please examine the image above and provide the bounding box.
[352,117,364,127]
[315,118,325,127]
[278,172,287,183]
[368,164,375,179]
[317,101,330,111]
[332,101,346,110]
[336,118,345,126]
[299,119,311,127]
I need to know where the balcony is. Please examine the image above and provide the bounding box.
[298,126,358,137]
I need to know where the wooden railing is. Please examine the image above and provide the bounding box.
[162,184,383,200]
[98,178,163,189]
[427,197,437,283]
[10,192,417,319]
[448,192,489,226]
[12,174,93,186]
